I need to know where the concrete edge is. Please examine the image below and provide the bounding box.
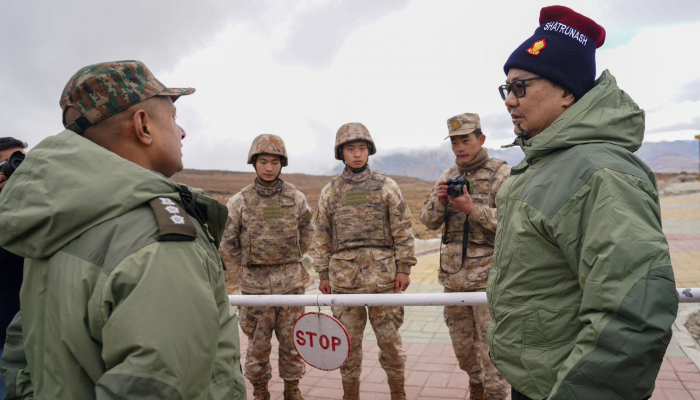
[672,302,700,369]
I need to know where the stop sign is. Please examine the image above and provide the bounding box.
[293,312,350,371]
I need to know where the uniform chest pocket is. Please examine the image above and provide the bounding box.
[244,205,300,265]
[332,190,387,247]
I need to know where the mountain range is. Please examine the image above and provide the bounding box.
[333,140,699,181]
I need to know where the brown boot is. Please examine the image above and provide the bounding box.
[387,378,407,400]
[469,382,486,400]
[342,380,360,400]
[252,380,270,400]
[283,379,305,400]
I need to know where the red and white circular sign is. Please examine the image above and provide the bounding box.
[293,312,351,371]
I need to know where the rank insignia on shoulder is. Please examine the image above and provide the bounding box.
[149,197,197,241]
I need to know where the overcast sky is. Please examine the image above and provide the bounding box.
[2,0,699,174]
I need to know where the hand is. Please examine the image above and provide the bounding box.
[436,181,448,206]
[448,185,474,214]
[0,172,7,190]
[395,272,410,292]
[319,279,332,294]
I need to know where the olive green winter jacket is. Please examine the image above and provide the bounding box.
[0,130,246,400]
[486,71,678,400]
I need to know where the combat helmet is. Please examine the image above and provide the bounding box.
[247,134,288,167]
[334,123,376,160]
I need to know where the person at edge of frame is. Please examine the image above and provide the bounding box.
[0,137,28,400]
[314,122,417,400]
[220,133,315,400]
[0,60,246,400]
[420,113,510,400]
[487,5,679,400]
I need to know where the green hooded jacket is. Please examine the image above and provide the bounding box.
[486,71,678,400]
[0,130,246,400]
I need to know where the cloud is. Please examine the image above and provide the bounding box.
[3,0,699,172]
[0,0,292,147]
[674,79,700,103]
[480,113,516,141]
[602,0,700,26]
[283,118,339,174]
[273,0,411,69]
[646,116,700,134]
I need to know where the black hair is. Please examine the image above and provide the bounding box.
[0,137,28,152]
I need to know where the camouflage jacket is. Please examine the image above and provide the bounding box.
[314,167,417,292]
[221,181,314,294]
[420,159,510,291]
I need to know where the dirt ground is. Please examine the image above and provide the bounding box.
[171,169,437,293]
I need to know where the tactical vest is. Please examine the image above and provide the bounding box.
[240,183,301,266]
[328,171,394,252]
[442,158,506,246]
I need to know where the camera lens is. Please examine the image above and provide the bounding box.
[447,186,461,198]
[1,151,25,178]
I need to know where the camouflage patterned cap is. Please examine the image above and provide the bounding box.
[60,60,195,134]
[247,134,288,167]
[445,113,481,139]
[334,122,376,160]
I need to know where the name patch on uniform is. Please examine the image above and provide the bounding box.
[263,207,283,220]
[346,191,368,205]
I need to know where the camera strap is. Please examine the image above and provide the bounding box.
[440,204,470,270]
[461,217,469,267]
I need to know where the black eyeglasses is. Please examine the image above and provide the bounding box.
[498,77,543,100]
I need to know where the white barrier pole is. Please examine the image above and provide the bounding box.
[229,288,700,307]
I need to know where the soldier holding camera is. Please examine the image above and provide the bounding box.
[420,113,510,400]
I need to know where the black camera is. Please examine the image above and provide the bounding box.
[0,151,25,178]
[446,175,470,198]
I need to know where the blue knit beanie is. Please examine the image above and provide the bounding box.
[504,5,606,100]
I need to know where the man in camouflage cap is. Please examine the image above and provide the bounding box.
[420,113,510,400]
[221,134,315,400]
[0,60,246,399]
[314,123,417,400]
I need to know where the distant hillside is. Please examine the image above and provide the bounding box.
[338,140,698,180]
[636,141,699,173]
[171,169,436,240]
[332,146,523,180]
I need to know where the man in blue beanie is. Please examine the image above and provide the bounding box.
[486,5,678,400]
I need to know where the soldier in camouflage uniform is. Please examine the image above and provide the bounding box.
[220,134,315,400]
[420,113,510,400]
[315,123,417,400]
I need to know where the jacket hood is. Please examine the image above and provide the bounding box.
[0,130,182,259]
[512,70,645,164]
